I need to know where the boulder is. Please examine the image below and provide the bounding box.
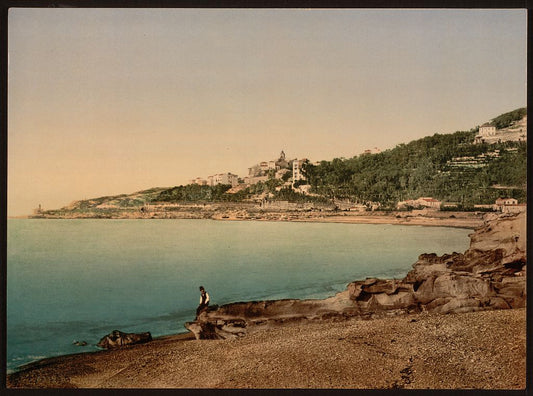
[413,273,494,304]
[431,298,482,314]
[97,330,152,349]
[184,322,203,340]
[424,297,453,311]
[487,297,511,310]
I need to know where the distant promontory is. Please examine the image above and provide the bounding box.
[31,108,526,221]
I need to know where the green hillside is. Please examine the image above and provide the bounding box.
[490,107,527,129]
[302,131,526,208]
[285,108,526,208]
[62,187,168,211]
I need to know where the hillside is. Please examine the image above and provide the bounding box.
[302,120,526,208]
[40,108,526,216]
[490,107,527,129]
[53,187,168,215]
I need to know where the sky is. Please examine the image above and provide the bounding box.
[8,8,527,216]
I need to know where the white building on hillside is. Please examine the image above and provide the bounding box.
[495,197,518,206]
[479,123,497,137]
[208,173,239,187]
[397,197,442,209]
[292,158,307,185]
[493,198,525,213]
[247,151,291,180]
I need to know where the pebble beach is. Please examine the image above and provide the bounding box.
[7,308,526,389]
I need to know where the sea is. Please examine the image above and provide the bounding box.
[6,219,471,372]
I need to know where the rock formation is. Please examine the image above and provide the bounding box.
[403,211,526,313]
[186,212,526,340]
[97,330,152,349]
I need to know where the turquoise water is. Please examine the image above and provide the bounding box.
[7,219,470,372]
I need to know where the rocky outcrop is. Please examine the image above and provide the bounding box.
[185,212,526,340]
[403,211,526,313]
[185,318,247,340]
[97,330,152,349]
[185,291,361,340]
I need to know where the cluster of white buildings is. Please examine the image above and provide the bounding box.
[475,198,527,213]
[244,150,292,185]
[189,150,310,189]
[397,196,525,213]
[189,173,239,187]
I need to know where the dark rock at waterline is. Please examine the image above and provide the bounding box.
[97,330,152,349]
[185,212,526,340]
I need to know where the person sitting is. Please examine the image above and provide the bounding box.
[196,286,210,317]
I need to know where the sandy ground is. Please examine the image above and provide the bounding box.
[289,214,482,228]
[8,308,525,389]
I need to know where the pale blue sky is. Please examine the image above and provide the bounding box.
[8,8,527,216]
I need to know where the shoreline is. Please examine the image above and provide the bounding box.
[267,215,481,229]
[14,210,485,229]
[9,332,196,375]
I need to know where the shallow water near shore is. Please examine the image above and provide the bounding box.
[7,219,470,372]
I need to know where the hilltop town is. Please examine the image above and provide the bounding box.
[31,108,527,225]
[188,150,313,194]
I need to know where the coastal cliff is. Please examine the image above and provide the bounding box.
[187,211,526,340]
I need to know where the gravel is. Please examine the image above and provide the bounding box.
[8,308,526,389]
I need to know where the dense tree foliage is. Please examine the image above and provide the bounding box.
[246,178,283,195]
[490,108,527,129]
[156,184,247,202]
[302,131,526,207]
[153,134,526,208]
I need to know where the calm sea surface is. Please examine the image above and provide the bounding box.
[7,219,470,372]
